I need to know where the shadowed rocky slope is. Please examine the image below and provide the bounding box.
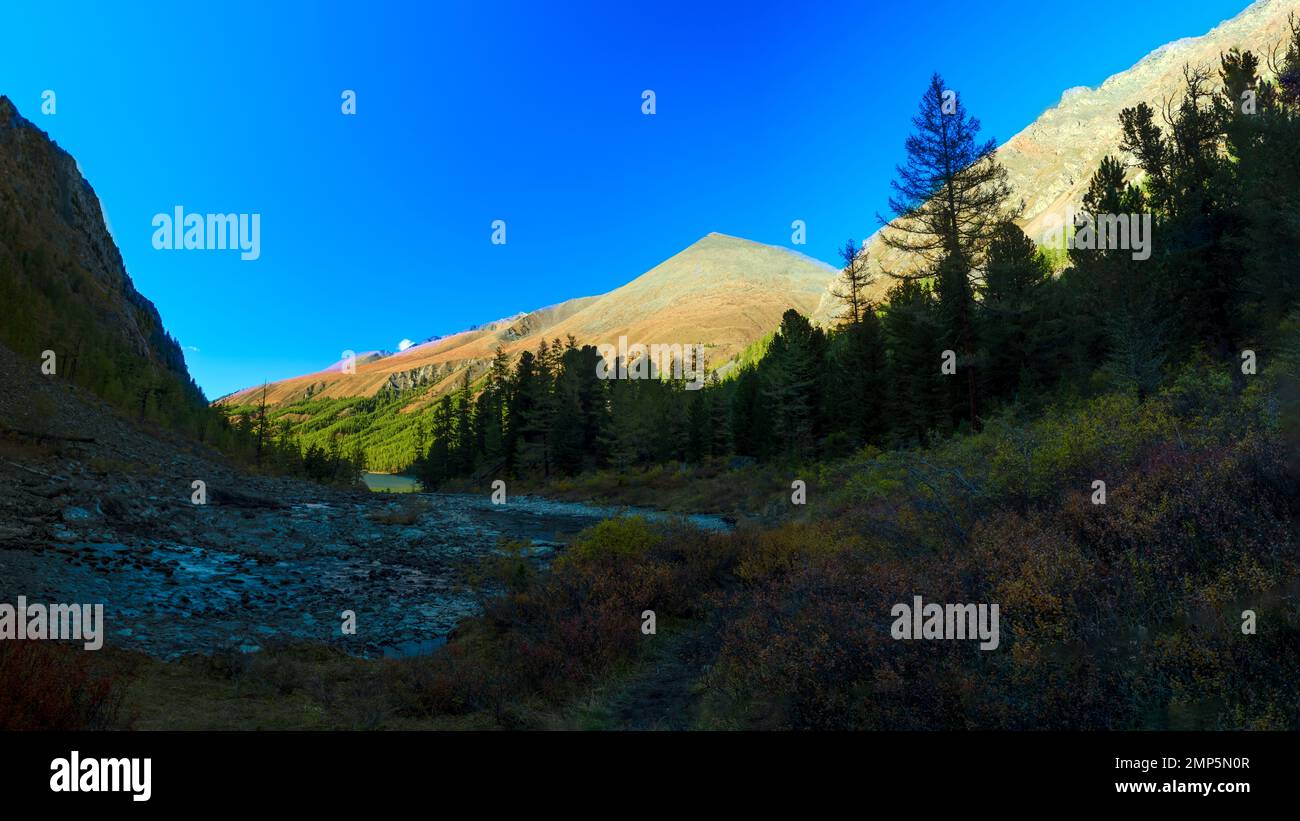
[0,96,202,411]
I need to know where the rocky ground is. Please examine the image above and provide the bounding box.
[0,344,726,659]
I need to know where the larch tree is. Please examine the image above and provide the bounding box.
[879,73,1015,429]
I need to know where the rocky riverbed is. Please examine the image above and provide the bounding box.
[0,346,729,660]
[0,489,729,660]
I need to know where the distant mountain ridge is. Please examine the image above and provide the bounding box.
[218,232,838,408]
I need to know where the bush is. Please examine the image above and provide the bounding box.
[0,641,128,730]
[388,517,737,720]
[701,426,1300,730]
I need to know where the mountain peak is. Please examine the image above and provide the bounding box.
[696,231,759,246]
[219,231,838,407]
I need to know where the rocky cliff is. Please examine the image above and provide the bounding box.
[0,95,200,409]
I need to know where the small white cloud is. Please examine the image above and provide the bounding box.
[397,339,414,352]
[186,345,201,353]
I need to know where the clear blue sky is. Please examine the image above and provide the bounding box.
[1,0,1251,399]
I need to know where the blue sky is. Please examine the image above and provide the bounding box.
[1,0,1251,399]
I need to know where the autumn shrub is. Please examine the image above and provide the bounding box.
[731,521,861,584]
[701,423,1299,730]
[829,361,1255,520]
[0,640,128,730]
[389,516,737,718]
[560,515,662,564]
[705,551,957,729]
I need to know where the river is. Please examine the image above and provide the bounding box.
[362,472,421,493]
